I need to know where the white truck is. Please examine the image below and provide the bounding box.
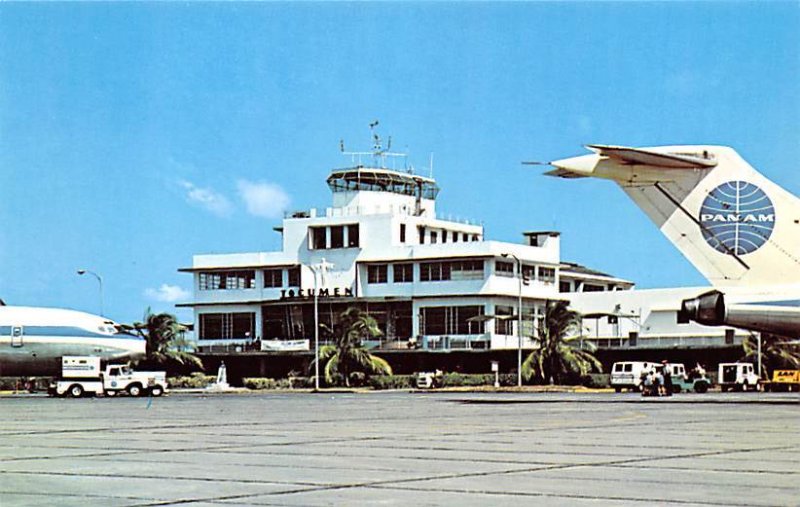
[48,356,168,398]
[718,362,761,392]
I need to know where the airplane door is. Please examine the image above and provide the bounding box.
[11,326,23,347]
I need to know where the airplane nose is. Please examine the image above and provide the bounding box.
[550,154,600,176]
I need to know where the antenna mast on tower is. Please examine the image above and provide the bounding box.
[340,120,407,169]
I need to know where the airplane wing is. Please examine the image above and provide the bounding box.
[586,145,718,169]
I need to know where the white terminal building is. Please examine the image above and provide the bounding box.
[179,140,749,358]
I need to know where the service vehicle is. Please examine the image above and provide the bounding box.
[610,361,658,392]
[762,370,800,392]
[416,370,443,389]
[718,362,760,392]
[664,363,710,393]
[48,356,168,398]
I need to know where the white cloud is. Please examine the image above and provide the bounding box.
[179,180,233,217]
[237,180,291,219]
[145,284,191,303]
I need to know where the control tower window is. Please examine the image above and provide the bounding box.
[462,233,468,242]
[331,226,344,249]
[347,224,359,247]
[430,231,438,244]
[418,226,426,244]
[442,231,448,243]
[399,224,406,243]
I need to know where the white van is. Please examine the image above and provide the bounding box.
[611,361,658,392]
[718,362,760,392]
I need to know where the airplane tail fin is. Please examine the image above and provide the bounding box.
[550,145,800,287]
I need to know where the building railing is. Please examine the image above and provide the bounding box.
[423,334,491,350]
[285,205,479,225]
[584,334,744,349]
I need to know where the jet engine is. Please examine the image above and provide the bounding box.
[679,290,800,337]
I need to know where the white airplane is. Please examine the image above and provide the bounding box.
[0,304,146,375]
[546,144,800,337]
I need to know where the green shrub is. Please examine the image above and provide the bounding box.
[368,374,415,390]
[168,373,216,388]
[243,377,276,390]
[582,373,610,388]
[243,377,299,390]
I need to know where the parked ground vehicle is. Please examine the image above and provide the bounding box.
[48,356,168,398]
[666,363,710,393]
[718,362,760,392]
[611,361,658,392]
[762,370,800,392]
[416,370,443,389]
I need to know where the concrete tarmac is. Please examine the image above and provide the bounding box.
[1,391,798,506]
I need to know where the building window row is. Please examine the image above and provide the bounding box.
[539,267,556,284]
[421,305,485,335]
[199,312,255,340]
[263,267,301,288]
[394,263,413,283]
[365,260,561,285]
[418,260,484,282]
[416,225,479,245]
[309,224,360,250]
[198,271,256,291]
[362,260,559,285]
[198,268,302,290]
[559,280,617,293]
[367,264,388,284]
[495,261,514,277]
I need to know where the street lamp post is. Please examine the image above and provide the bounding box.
[757,332,762,379]
[308,264,321,391]
[308,258,332,392]
[77,269,104,316]
[502,253,523,387]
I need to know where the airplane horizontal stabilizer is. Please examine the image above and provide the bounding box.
[586,145,718,169]
[543,167,589,179]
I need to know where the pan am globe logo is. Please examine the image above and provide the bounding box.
[699,181,775,255]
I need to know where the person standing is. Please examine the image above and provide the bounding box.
[662,360,673,396]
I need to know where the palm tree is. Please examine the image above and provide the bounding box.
[314,307,392,387]
[741,333,800,379]
[132,309,203,369]
[521,300,601,385]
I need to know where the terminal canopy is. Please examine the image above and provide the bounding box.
[327,167,439,200]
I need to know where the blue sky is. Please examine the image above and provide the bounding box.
[1,2,798,324]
